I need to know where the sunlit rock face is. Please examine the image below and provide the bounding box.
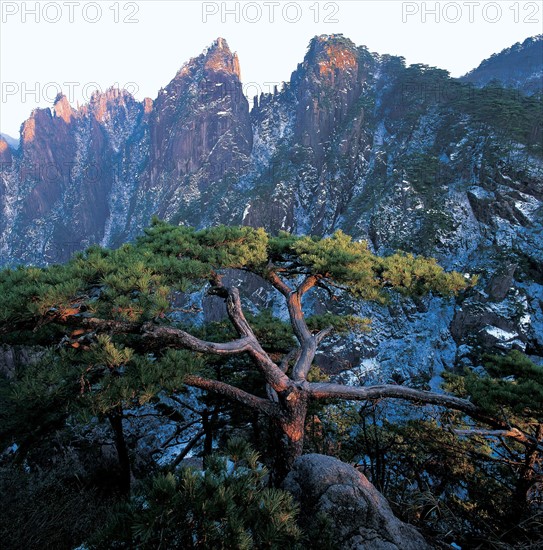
[1,89,149,264]
[132,37,253,230]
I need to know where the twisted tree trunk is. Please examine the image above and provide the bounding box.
[271,386,310,485]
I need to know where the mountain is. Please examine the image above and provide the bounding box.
[460,34,543,94]
[0,38,252,264]
[1,34,542,379]
[0,133,19,150]
[129,37,252,232]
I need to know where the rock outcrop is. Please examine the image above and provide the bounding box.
[283,454,432,549]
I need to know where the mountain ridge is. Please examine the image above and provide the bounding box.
[460,34,542,94]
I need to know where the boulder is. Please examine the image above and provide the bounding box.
[283,453,432,550]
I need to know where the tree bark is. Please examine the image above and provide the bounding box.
[202,408,219,458]
[107,409,131,496]
[270,386,310,486]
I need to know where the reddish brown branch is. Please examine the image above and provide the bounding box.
[309,382,542,450]
[208,276,254,338]
[140,324,254,355]
[265,268,293,297]
[266,269,324,382]
[297,274,321,297]
[315,325,334,344]
[292,338,317,381]
[248,345,291,392]
[184,375,279,417]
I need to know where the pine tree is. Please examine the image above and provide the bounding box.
[4,220,523,486]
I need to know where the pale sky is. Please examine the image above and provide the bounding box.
[1,0,541,138]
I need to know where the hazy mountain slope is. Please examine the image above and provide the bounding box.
[0,133,19,150]
[461,34,542,94]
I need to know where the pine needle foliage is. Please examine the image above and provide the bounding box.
[445,350,543,424]
[0,340,204,451]
[91,438,302,549]
[306,313,371,334]
[0,221,472,334]
[268,229,472,301]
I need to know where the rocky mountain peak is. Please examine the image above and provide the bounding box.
[87,88,134,122]
[291,33,365,92]
[204,37,241,77]
[211,36,229,51]
[139,37,251,231]
[53,93,75,124]
[284,34,367,168]
[175,38,241,81]
[304,34,358,79]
